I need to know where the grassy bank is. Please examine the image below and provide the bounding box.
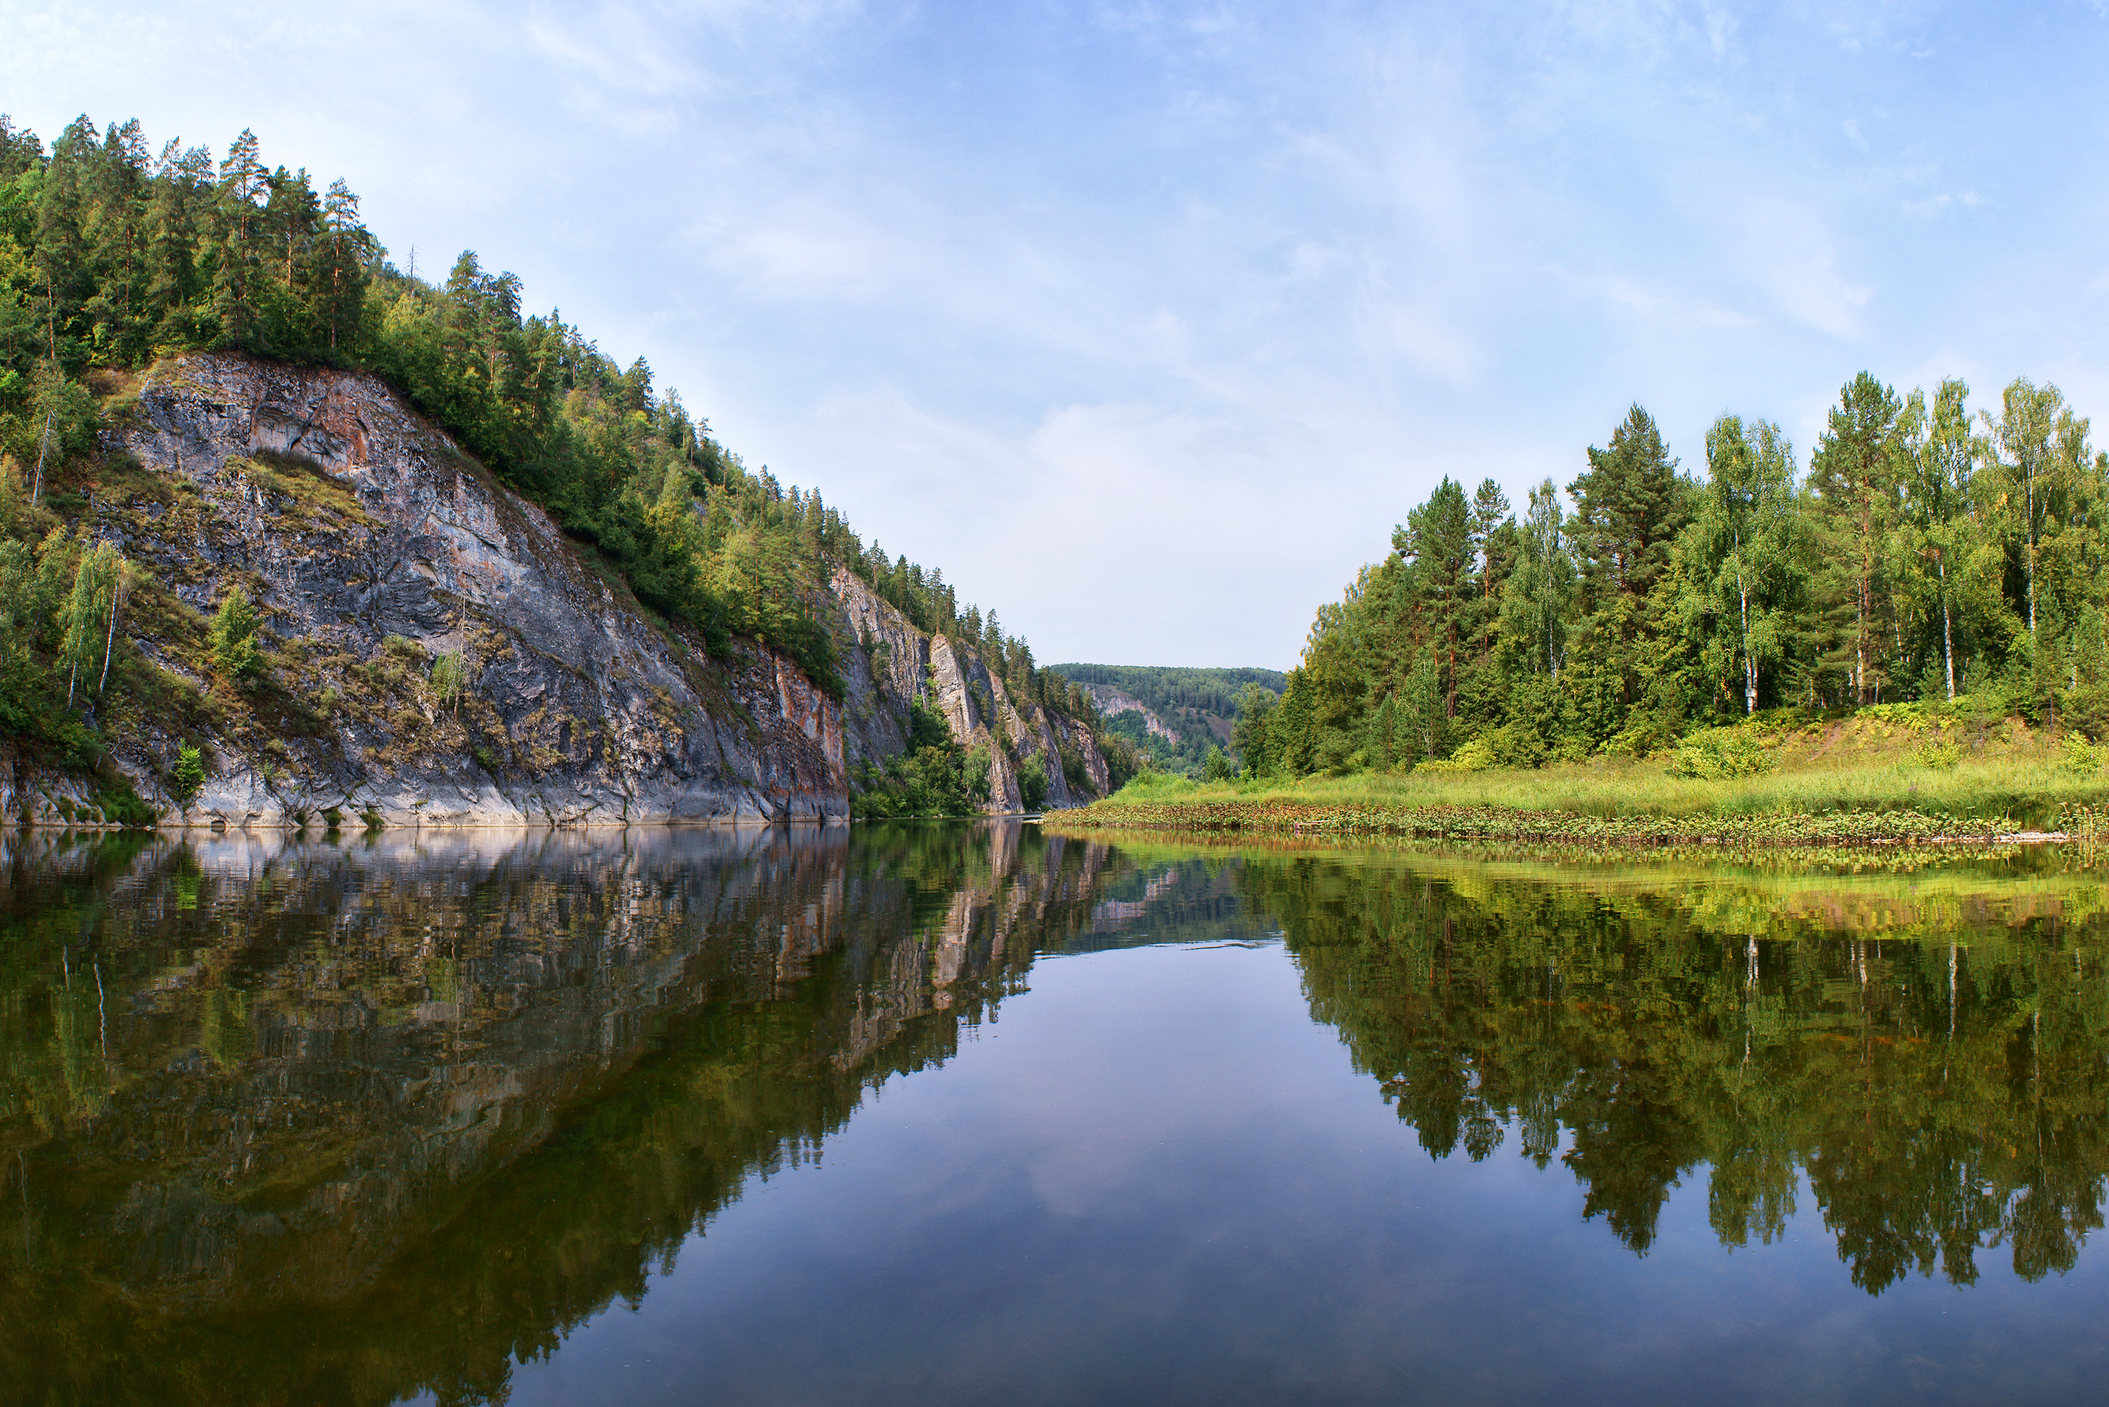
[1046,708,2109,844]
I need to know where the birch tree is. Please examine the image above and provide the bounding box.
[1685,416,1807,715]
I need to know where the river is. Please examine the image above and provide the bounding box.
[5,823,2108,1404]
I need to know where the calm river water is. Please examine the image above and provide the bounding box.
[7,822,2109,1404]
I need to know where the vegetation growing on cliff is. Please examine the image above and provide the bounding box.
[0,112,1123,794]
[849,697,993,819]
[1238,385,2109,781]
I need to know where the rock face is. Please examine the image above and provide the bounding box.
[0,353,1107,828]
[831,566,1109,811]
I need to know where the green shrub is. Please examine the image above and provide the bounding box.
[1419,736,1496,775]
[171,741,204,810]
[1018,752,1050,809]
[430,651,468,709]
[1665,725,1776,780]
[95,780,155,827]
[210,588,262,681]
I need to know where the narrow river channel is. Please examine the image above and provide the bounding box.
[6,822,2108,1404]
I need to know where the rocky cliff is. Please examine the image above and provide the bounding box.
[833,565,1110,811]
[0,353,1107,827]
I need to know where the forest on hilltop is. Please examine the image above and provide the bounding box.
[1240,378,2109,779]
[0,114,1120,800]
[1050,663,1284,777]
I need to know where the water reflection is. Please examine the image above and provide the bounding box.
[4,829,2109,1403]
[2,822,1238,1404]
[1243,848,2109,1292]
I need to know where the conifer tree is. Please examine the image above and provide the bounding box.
[1567,406,1687,709]
[212,129,266,345]
[1809,372,1904,704]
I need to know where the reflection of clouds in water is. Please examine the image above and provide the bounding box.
[1018,945,1308,1218]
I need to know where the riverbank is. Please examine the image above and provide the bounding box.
[1043,712,2109,845]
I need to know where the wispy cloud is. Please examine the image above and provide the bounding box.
[7,0,2109,666]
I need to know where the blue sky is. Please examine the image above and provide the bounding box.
[7,1,2109,669]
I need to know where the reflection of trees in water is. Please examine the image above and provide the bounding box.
[0,822,1154,1406]
[1243,853,2109,1292]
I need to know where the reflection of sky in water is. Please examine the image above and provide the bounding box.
[10,828,2109,1404]
[498,938,2109,1407]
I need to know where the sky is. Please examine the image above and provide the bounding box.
[7,1,2109,670]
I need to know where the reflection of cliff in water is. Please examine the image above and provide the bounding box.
[1244,850,2109,1294]
[0,821,1184,1406]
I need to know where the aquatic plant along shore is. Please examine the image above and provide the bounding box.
[1055,706,2109,842]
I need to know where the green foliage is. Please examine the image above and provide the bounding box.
[1017,752,1049,810]
[1663,725,1776,780]
[851,696,996,818]
[1245,370,2109,784]
[209,587,261,681]
[93,777,154,827]
[171,740,203,810]
[1232,682,1278,777]
[429,650,467,710]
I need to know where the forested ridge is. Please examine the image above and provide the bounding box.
[1241,378,2109,778]
[0,113,1110,784]
[1050,663,1284,776]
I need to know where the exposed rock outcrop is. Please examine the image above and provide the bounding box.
[829,564,1110,812]
[1,353,1108,827]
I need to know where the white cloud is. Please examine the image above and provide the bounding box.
[7,0,2108,668]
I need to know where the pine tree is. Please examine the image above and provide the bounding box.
[1808,372,1904,705]
[212,129,267,345]
[1567,405,1688,713]
[1393,477,1472,717]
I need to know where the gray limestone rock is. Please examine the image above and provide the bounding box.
[4,353,1108,828]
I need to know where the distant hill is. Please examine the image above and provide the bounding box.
[1048,665,1286,775]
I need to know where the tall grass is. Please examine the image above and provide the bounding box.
[1075,748,2108,831]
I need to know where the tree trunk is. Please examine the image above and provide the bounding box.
[1738,562,1755,715]
[1940,556,1954,701]
[31,399,55,509]
[97,566,126,697]
[2027,469,2038,638]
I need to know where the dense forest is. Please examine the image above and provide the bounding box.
[1240,380,2109,777]
[1050,664,1284,777]
[0,113,1109,786]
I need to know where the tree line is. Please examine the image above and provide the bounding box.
[1237,376,2109,776]
[0,114,1102,760]
[1050,664,1286,776]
